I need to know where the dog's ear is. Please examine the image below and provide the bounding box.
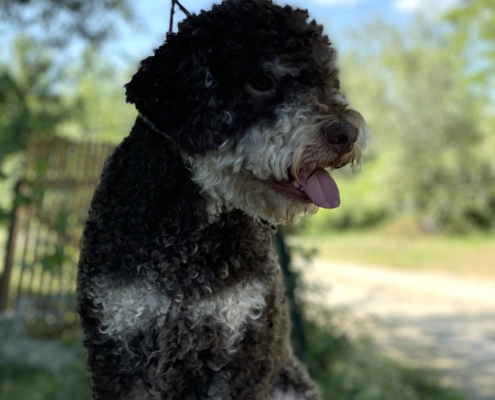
[125,32,220,154]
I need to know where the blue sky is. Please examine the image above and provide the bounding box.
[0,0,461,70]
[110,0,460,68]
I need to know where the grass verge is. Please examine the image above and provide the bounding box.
[289,232,495,279]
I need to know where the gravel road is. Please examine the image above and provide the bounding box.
[302,260,495,400]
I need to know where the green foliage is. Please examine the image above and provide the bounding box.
[0,0,134,48]
[317,17,495,232]
[0,41,135,222]
[0,0,135,222]
[0,37,69,164]
[0,341,91,400]
[58,47,137,144]
[0,364,90,400]
[0,40,134,154]
[40,245,66,273]
[445,0,495,86]
[0,37,69,220]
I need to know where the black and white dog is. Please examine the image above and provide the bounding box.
[77,1,367,398]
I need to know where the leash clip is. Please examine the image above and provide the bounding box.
[168,0,191,35]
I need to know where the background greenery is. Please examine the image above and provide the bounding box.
[1,0,494,233]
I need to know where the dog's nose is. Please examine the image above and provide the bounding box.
[322,122,358,155]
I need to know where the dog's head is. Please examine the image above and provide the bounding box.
[126,0,367,224]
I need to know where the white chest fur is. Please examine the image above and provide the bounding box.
[88,275,270,353]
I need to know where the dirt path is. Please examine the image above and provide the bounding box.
[301,260,495,400]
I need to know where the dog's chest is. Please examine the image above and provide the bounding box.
[87,214,279,349]
[90,275,272,351]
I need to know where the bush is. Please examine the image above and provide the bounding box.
[0,339,91,400]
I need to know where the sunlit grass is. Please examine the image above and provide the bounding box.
[289,231,495,279]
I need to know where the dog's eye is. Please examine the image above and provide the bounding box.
[247,73,275,93]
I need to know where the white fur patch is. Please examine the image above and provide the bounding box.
[87,275,269,351]
[187,278,269,353]
[88,276,172,339]
[184,105,317,223]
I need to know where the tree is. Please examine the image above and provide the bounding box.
[0,38,69,164]
[59,47,137,144]
[446,0,495,87]
[0,0,134,48]
[378,22,493,230]
[0,0,136,152]
[313,18,495,232]
[0,0,137,217]
[0,0,136,160]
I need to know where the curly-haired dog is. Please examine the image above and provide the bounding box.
[77,0,367,399]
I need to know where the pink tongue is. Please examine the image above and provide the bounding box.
[298,168,340,209]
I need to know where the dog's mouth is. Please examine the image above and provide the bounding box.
[270,167,340,209]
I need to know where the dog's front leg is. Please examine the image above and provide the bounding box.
[270,364,321,400]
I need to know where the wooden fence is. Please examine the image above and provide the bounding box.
[0,137,114,336]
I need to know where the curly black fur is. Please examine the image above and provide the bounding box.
[124,0,340,154]
[77,1,353,399]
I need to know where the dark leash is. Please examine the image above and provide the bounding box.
[168,0,190,34]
